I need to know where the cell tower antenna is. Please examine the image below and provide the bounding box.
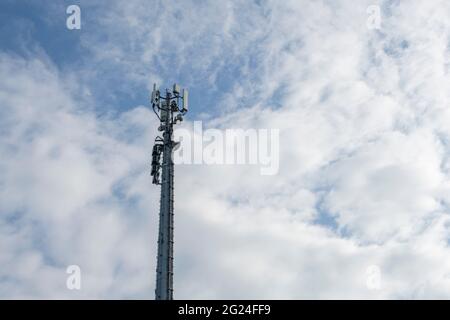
[150,83,188,300]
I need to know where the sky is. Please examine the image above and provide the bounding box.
[1,0,450,299]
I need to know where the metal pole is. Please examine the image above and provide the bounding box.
[155,91,174,300]
[151,83,187,300]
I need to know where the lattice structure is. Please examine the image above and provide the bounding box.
[150,84,188,300]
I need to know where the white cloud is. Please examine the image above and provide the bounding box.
[0,54,160,298]
[322,129,444,242]
[1,0,450,299]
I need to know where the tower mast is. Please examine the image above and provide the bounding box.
[150,84,188,300]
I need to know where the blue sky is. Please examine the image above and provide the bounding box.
[0,0,234,117]
[1,0,450,299]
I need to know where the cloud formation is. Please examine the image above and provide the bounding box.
[1,0,450,298]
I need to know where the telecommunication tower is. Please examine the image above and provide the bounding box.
[150,83,188,300]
